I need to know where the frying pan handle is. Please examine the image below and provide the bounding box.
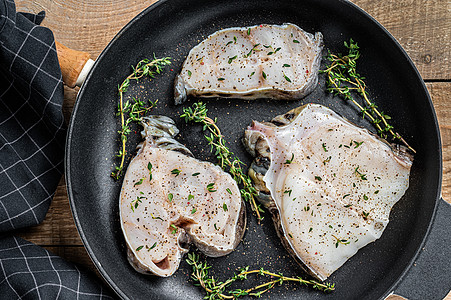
[55,41,94,88]
[391,198,451,300]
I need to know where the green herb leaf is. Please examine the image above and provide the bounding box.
[151,213,164,221]
[171,168,181,177]
[207,183,217,192]
[353,140,364,148]
[130,196,144,212]
[148,162,153,181]
[228,55,237,64]
[170,224,178,234]
[283,74,292,83]
[246,44,260,57]
[168,193,173,202]
[323,156,332,165]
[284,189,292,196]
[354,166,367,180]
[134,178,144,186]
[223,203,228,211]
[136,245,144,251]
[285,153,294,164]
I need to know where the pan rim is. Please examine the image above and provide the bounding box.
[64,0,443,299]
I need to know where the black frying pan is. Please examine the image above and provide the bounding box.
[65,0,451,299]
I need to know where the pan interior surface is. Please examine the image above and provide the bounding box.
[66,0,441,299]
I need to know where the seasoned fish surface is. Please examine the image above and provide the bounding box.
[120,116,245,277]
[175,23,323,104]
[243,104,413,281]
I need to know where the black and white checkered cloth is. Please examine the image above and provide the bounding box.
[0,236,114,299]
[0,0,65,232]
[0,0,114,298]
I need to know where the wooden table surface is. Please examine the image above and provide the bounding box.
[14,0,451,299]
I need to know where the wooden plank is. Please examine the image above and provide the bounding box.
[16,0,451,81]
[427,82,451,203]
[15,0,157,59]
[16,0,450,80]
[352,0,450,80]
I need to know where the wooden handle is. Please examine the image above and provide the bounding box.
[55,41,91,88]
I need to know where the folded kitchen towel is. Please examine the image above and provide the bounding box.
[0,1,114,298]
[0,235,114,299]
[0,0,65,231]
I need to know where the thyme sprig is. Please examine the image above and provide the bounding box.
[112,56,171,179]
[321,39,415,153]
[186,252,335,299]
[180,102,263,221]
[332,234,350,248]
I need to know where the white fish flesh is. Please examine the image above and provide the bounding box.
[120,116,246,277]
[174,23,323,104]
[243,104,413,281]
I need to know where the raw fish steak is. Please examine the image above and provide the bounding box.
[120,116,246,277]
[174,23,323,104]
[243,104,413,281]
